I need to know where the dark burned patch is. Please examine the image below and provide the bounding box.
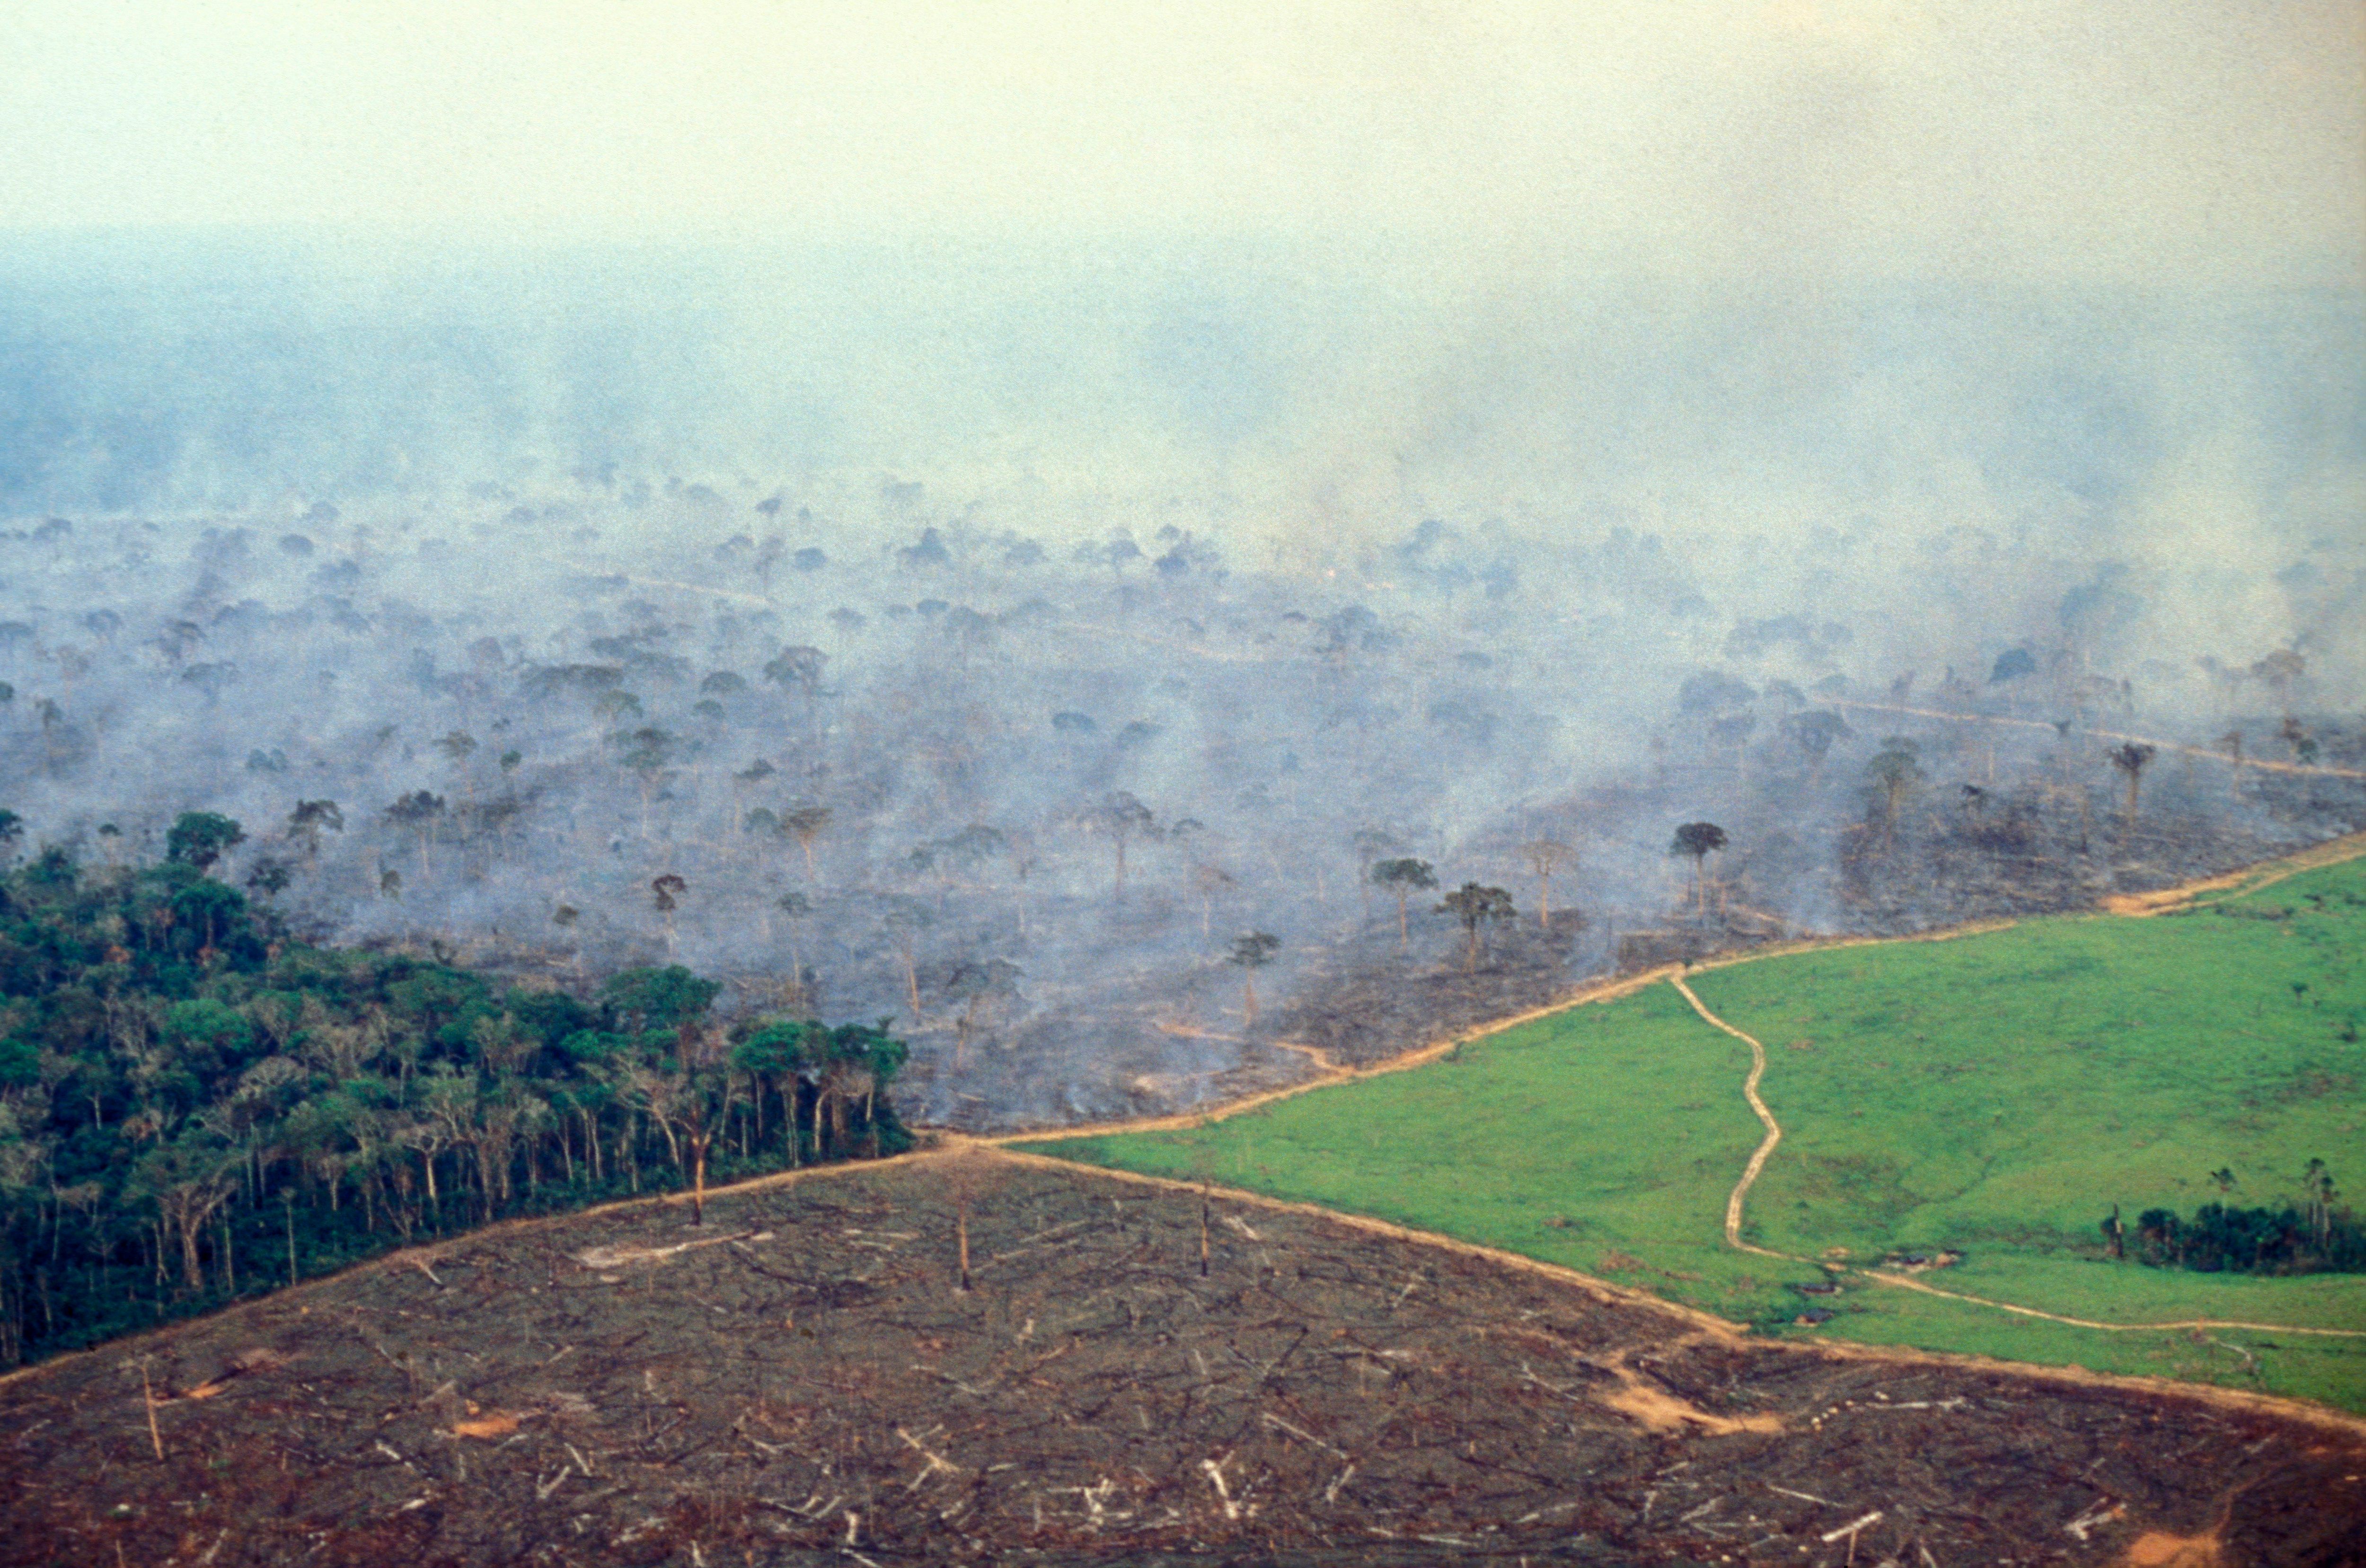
[1,1159,2360,1567]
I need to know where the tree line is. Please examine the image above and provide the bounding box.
[0,810,911,1367]
[2106,1163,2361,1275]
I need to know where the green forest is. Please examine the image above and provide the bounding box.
[0,810,911,1367]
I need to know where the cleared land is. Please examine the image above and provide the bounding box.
[1030,853,2366,1414]
[4,1155,2362,1566]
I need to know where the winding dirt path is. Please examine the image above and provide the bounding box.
[1669,975,1789,1261]
[1665,971,2366,1343]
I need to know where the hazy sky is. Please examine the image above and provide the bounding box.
[3,1,2358,285]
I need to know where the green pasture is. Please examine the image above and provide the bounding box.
[1023,855,2366,1412]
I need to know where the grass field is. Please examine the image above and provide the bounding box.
[1023,854,2366,1412]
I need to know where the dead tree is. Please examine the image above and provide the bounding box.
[1521,838,1572,929]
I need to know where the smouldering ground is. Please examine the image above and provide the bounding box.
[3,1155,2362,1566]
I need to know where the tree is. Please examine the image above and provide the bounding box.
[660,1020,734,1225]
[1369,857,1437,950]
[287,799,343,863]
[1437,883,1515,971]
[774,890,813,985]
[611,727,678,839]
[0,810,21,870]
[2302,1158,2338,1245]
[1229,932,1280,1023]
[2250,649,2304,716]
[2281,717,2319,765]
[1192,863,1236,938]
[601,966,724,1034]
[1669,822,1727,915]
[384,792,446,879]
[1783,710,1852,784]
[2108,741,2156,823]
[762,645,829,739]
[1989,647,2038,687]
[1521,839,1572,930]
[942,958,1022,1069]
[812,1021,908,1160]
[882,901,933,1015]
[1081,791,1159,892]
[781,806,832,879]
[733,1020,815,1163]
[130,1132,242,1291]
[166,811,244,875]
[436,730,479,804]
[1863,739,1924,854]
[245,858,292,900]
[651,873,688,956]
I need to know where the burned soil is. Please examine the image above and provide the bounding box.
[4,1155,2361,1567]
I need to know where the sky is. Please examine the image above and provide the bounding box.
[1,0,2359,287]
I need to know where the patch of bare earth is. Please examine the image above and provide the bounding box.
[3,1159,2361,1566]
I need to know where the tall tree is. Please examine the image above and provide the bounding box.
[650,873,688,956]
[1783,710,1852,784]
[1228,932,1280,1023]
[942,958,1022,1069]
[774,890,813,986]
[2108,741,2156,823]
[384,792,446,879]
[611,727,678,840]
[1863,738,1924,854]
[130,1133,242,1292]
[286,799,343,863]
[762,645,829,740]
[1520,839,1572,930]
[781,805,832,879]
[1082,791,1159,892]
[1369,857,1437,950]
[1669,822,1728,915]
[1437,883,1515,971]
[436,730,480,806]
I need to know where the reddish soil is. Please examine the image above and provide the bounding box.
[4,1155,2361,1567]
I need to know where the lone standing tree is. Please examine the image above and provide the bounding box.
[1229,931,1279,1024]
[1369,857,1437,950]
[2108,741,2156,823]
[781,805,833,880]
[1437,882,1515,972]
[1863,738,1924,854]
[1083,790,1159,892]
[1520,838,1573,930]
[1669,821,1728,916]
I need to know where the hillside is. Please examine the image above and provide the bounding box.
[1030,847,2366,1414]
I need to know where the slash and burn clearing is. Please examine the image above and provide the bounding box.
[1030,855,2366,1415]
[4,1156,2359,1565]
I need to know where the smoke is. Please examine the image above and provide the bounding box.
[0,233,2360,1127]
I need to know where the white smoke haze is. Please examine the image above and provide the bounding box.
[0,3,2359,1125]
